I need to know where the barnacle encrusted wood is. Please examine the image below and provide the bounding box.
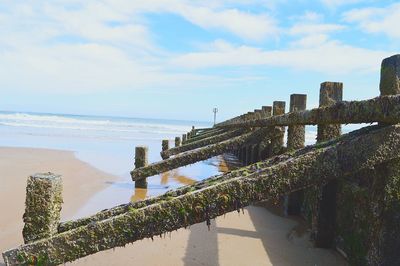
[286,94,307,216]
[317,82,342,142]
[131,127,274,181]
[161,129,246,159]
[60,129,311,233]
[287,94,307,150]
[134,146,148,189]
[60,125,381,233]
[380,54,400,95]
[22,173,63,244]
[215,95,400,129]
[370,54,400,265]
[4,125,400,265]
[315,82,343,248]
[268,101,285,157]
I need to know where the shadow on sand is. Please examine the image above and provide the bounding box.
[182,220,219,266]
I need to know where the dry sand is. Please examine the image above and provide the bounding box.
[0,147,117,259]
[0,147,347,266]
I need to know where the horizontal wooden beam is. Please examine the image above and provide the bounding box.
[132,127,275,181]
[161,129,246,159]
[184,128,226,144]
[59,125,323,233]
[216,95,400,129]
[4,125,400,265]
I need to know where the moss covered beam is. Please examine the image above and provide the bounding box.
[216,95,400,129]
[4,125,400,265]
[60,124,323,233]
[131,127,274,181]
[215,108,263,127]
[193,128,214,133]
[183,128,226,144]
[161,129,246,159]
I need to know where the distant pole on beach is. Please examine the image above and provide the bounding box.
[213,107,218,125]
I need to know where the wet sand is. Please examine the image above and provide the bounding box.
[0,147,347,265]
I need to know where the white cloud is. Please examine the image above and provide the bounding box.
[289,23,345,35]
[177,7,277,41]
[0,0,395,97]
[298,11,323,22]
[62,1,279,41]
[0,1,280,94]
[171,39,392,74]
[292,34,329,47]
[321,0,363,8]
[343,3,400,39]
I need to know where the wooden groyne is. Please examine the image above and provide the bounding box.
[3,54,400,266]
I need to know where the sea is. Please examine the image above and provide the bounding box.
[0,111,223,218]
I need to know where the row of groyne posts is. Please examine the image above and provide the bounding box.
[3,55,400,266]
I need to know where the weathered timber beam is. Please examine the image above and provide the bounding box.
[60,123,329,233]
[184,128,226,144]
[131,127,274,181]
[4,125,400,265]
[216,95,400,128]
[193,127,214,133]
[60,125,390,233]
[161,129,246,159]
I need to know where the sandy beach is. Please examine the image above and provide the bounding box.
[0,147,118,256]
[0,147,347,265]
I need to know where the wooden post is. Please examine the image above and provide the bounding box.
[175,137,181,147]
[268,101,286,157]
[182,134,187,143]
[250,144,259,164]
[241,146,246,164]
[237,146,242,161]
[262,106,272,114]
[254,109,262,120]
[286,94,307,216]
[22,173,63,244]
[380,54,400,96]
[287,94,307,150]
[162,140,169,152]
[246,145,252,165]
[315,82,343,248]
[191,126,195,137]
[258,106,272,160]
[135,146,149,188]
[369,54,400,264]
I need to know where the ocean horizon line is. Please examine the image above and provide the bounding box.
[0,109,212,126]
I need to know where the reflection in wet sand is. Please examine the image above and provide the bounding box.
[131,169,196,202]
[160,172,169,185]
[131,188,147,202]
[130,154,241,203]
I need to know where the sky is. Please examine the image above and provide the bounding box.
[0,0,399,122]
